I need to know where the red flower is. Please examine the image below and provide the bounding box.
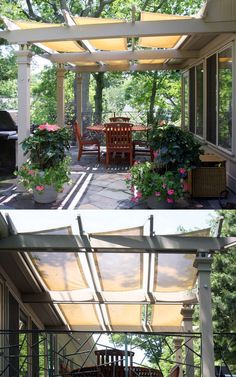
[38,123,60,132]
[35,185,45,191]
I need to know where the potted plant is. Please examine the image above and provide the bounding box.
[17,123,72,203]
[126,162,189,208]
[126,124,203,208]
[148,124,203,171]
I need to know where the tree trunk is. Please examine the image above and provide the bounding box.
[148,71,158,124]
[93,72,105,124]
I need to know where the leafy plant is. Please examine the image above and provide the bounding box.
[17,157,71,193]
[21,123,72,169]
[17,123,72,193]
[126,162,188,204]
[148,124,203,170]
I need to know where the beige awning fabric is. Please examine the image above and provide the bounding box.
[138,12,191,49]
[73,16,128,51]
[151,304,183,329]
[25,226,210,331]
[14,21,85,52]
[138,59,166,64]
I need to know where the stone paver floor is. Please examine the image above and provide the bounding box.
[0,146,236,210]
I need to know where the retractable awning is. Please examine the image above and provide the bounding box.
[1,212,235,333]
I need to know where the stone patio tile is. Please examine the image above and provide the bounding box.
[78,203,100,209]
[77,194,118,209]
[97,189,130,201]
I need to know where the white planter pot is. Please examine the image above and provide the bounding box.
[33,185,58,204]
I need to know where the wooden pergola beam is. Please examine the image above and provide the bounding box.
[65,63,183,72]
[43,49,199,63]
[0,19,235,44]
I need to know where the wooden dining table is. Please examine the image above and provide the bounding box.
[86,124,151,133]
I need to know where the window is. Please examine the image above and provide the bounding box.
[206,54,217,144]
[189,67,195,133]
[183,73,189,130]
[196,63,204,137]
[218,47,233,151]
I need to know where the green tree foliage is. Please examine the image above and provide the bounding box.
[0,48,17,109]
[211,210,236,367]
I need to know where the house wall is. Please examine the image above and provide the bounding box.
[182,33,236,192]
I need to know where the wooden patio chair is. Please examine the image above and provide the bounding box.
[133,140,154,162]
[104,122,133,167]
[169,365,180,377]
[74,121,100,162]
[95,349,134,377]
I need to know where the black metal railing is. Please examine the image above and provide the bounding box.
[0,330,202,377]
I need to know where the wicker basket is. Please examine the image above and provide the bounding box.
[188,153,226,198]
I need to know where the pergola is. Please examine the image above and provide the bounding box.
[0,211,236,376]
[0,0,236,168]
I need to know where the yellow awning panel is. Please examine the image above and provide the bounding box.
[107,304,142,331]
[151,304,183,328]
[73,16,127,51]
[60,304,102,330]
[138,12,191,49]
[138,59,165,64]
[14,21,85,52]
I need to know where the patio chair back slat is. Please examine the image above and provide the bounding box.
[104,123,133,167]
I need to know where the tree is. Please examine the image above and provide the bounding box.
[211,210,236,368]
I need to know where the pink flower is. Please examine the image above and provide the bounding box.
[135,191,142,199]
[28,170,35,176]
[167,197,174,204]
[131,186,135,193]
[178,167,186,175]
[35,185,45,191]
[125,173,131,180]
[155,191,161,197]
[131,197,138,203]
[46,124,60,132]
[153,150,159,158]
[38,123,47,131]
[38,123,60,132]
[167,189,175,195]
[162,183,167,189]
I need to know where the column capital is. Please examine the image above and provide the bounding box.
[173,337,183,348]
[193,254,213,271]
[15,50,33,64]
[181,305,194,319]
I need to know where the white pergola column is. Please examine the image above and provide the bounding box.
[15,47,33,168]
[75,73,83,135]
[194,254,214,377]
[173,338,183,377]
[56,64,65,126]
[181,305,195,377]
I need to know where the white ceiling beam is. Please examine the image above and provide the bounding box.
[66,63,182,72]
[43,49,199,63]
[0,19,235,44]
[1,234,236,251]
